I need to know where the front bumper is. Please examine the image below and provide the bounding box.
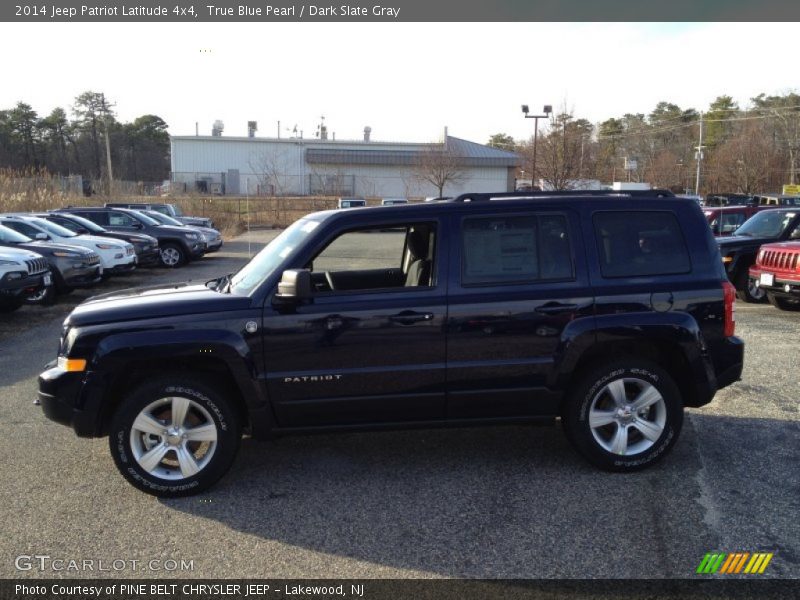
[62,263,103,288]
[189,241,207,258]
[134,245,161,266]
[1,271,51,297]
[38,361,105,437]
[749,266,800,298]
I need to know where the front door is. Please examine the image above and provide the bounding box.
[262,219,448,427]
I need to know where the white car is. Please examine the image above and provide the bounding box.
[0,246,52,310]
[0,215,136,275]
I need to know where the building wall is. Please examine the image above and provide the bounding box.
[171,138,513,197]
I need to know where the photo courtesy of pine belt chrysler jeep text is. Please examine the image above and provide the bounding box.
[38,191,744,497]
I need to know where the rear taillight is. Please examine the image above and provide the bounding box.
[723,280,736,337]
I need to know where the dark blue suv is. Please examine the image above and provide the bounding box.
[38,191,743,496]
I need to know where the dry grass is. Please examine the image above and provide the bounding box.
[0,170,389,238]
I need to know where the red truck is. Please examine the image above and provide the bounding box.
[748,241,800,310]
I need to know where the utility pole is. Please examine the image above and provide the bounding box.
[101,93,114,196]
[695,111,705,196]
[522,104,552,190]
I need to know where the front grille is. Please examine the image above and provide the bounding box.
[761,250,800,271]
[86,254,100,265]
[25,257,49,275]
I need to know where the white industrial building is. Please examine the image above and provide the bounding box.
[169,129,520,197]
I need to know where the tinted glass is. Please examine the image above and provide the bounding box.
[0,224,32,243]
[734,211,795,238]
[462,214,573,285]
[593,211,691,277]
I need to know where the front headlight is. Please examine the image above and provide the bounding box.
[184,233,199,240]
[0,259,22,266]
[95,243,121,250]
[53,251,82,258]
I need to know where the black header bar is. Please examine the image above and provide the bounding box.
[3,0,800,22]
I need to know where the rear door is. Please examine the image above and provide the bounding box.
[445,208,594,418]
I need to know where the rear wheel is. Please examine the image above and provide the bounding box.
[159,243,186,268]
[109,376,241,497]
[561,359,683,471]
[767,292,800,311]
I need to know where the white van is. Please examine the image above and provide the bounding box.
[337,198,367,209]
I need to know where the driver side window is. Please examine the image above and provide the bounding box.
[310,223,437,293]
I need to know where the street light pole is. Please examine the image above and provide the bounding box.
[522,104,552,190]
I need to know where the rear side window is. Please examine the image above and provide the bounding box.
[461,214,573,285]
[593,211,691,277]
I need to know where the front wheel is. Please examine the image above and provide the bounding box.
[767,292,800,311]
[159,243,186,268]
[561,359,683,471]
[25,284,56,306]
[736,270,765,303]
[109,377,241,497]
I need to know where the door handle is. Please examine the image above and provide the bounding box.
[389,311,434,325]
[534,303,578,315]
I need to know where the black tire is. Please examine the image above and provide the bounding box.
[25,284,56,306]
[735,269,765,303]
[109,376,241,497]
[766,292,800,311]
[159,243,187,268]
[561,359,683,472]
[0,297,23,313]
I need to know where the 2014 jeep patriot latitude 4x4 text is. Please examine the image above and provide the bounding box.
[39,191,744,496]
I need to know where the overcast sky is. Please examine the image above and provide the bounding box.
[1,22,796,144]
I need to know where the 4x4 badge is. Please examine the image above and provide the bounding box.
[245,321,258,333]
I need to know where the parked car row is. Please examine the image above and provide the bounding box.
[0,204,223,312]
[713,207,800,311]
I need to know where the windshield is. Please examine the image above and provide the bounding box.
[734,211,796,238]
[31,217,76,238]
[62,213,106,233]
[129,211,160,226]
[229,218,320,296]
[0,224,32,243]
[145,211,183,226]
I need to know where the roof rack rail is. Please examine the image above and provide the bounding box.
[451,189,675,203]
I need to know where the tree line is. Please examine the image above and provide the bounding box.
[489,93,800,194]
[0,91,170,186]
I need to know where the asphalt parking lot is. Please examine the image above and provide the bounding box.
[0,229,797,580]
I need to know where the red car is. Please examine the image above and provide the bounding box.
[748,241,800,310]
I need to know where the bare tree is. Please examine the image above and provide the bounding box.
[535,112,591,190]
[413,145,466,197]
[709,121,777,193]
[248,147,291,196]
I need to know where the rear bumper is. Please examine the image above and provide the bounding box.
[714,336,745,390]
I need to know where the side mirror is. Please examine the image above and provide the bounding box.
[35,233,48,240]
[274,269,313,304]
[133,222,144,229]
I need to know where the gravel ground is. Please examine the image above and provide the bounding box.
[0,228,797,581]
